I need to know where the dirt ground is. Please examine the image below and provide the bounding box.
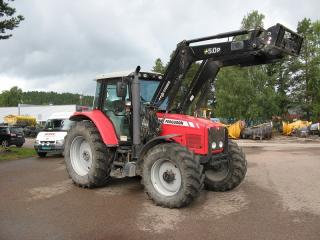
[0,136,319,240]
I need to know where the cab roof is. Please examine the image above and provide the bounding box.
[96,70,163,81]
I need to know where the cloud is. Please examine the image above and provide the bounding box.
[0,0,319,95]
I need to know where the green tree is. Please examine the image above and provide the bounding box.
[215,67,253,119]
[289,18,320,121]
[0,86,22,106]
[240,10,265,30]
[0,0,24,40]
[152,58,165,74]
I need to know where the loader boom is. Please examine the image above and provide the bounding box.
[151,23,303,111]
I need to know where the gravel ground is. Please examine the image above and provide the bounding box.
[0,137,319,240]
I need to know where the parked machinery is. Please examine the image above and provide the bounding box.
[241,122,273,140]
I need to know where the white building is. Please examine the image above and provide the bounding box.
[0,104,77,124]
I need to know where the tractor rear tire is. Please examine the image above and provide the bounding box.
[64,121,114,188]
[142,143,203,208]
[204,140,247,192]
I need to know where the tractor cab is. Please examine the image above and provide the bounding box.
[93,71,163,142]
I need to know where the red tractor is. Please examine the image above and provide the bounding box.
[64,24,302,208]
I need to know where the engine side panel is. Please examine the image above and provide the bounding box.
[70,110,118,146]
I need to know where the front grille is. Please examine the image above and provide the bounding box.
[40,141,55,144]
[186,134,202,149]
[208,127,227,151]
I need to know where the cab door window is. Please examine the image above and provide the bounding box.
[104,81,127,114]
[102,79,130,141]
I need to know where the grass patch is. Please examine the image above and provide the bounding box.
[0,147,36,161]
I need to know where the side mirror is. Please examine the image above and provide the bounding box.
[116,82,127,97]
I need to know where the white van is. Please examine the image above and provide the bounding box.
[34,112,74,157]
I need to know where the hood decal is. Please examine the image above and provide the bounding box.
[159,118,200,128]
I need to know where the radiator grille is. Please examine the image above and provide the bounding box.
[209,127,227,151]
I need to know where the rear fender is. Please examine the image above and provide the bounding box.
[70,110,118,146]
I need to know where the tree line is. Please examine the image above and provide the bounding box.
[0,86,94,107]
[152,11,320,122]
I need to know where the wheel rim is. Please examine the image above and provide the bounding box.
[205,160,230,182]
[150,159,182,197]
[70,136,93,176]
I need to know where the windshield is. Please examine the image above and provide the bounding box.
[44,119,74,131]
[140,80,159,103]
[140,79,168,110]
[140,79,160,103]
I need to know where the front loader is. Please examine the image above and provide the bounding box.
[64,24,302,208]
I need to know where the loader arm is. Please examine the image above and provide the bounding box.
[151,23,303,111]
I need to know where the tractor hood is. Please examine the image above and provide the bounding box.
[157,112,225,155]
[157,112,223,130]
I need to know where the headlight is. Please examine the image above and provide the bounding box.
[219,141,223,148]
[211,142,217,149]
[56,139,64,145]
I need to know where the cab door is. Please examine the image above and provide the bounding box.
[100,79,131,143]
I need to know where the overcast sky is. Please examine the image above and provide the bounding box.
[0,0,319,95]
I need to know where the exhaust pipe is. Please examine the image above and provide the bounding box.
[132,66,141,159]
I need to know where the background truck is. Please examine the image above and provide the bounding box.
[34,112,74,157]
[64,23,302,208]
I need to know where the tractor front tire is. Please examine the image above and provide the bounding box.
[204,140,247,192]
[142,143,203,208]
[64,121,113,188]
